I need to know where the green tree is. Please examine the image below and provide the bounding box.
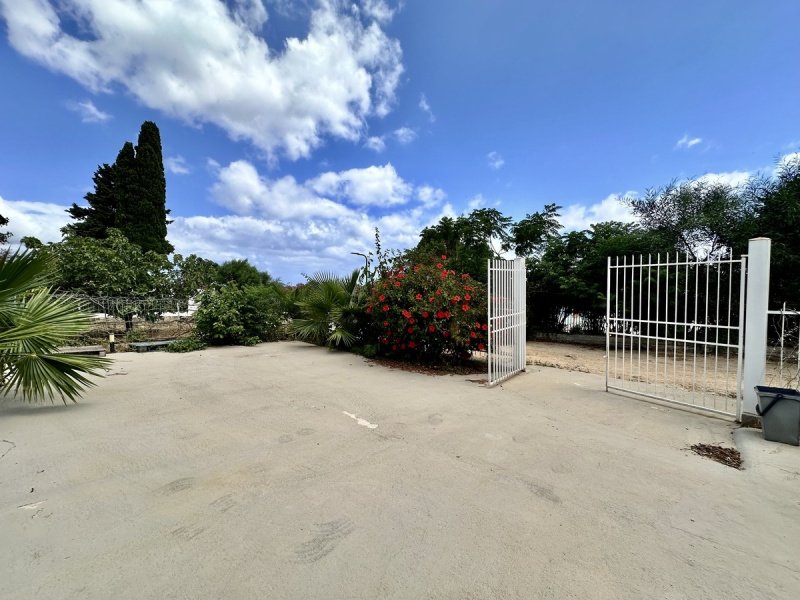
[415,208,512,280]
[171,254,220,299]
[0,250,108,404]
[65,121,173,255]
[627,180,756,260]
[507,203,562,258]
[0,213,10,245]
[754,157,800,305]
[217,259,271,287]
[129,121,172,254]
[63,163,117,239]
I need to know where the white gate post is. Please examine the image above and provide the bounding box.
[740,237,772,421]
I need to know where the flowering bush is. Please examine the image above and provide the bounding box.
[365,255,488,363]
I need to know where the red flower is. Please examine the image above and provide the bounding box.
[379,294,385,302]
[440,271,448,278]
[462,304,470,311]
[402,309,411,318]
[394,281,401,288]
[443,331,450,338]
[382,305,390,312]
[422,311,430,318]
[435,289,443,296]
[453,294,461,302]
[481,324,488,331]
[436,263,443,269]
[407,326,414,334]
[428,325,436,333]
[383,320,389,327]
[444,311,451,318]
[441,255,447,260]
[428,296,435,302]
[408,341,416,349]
[408,318,416,324]
[464,294,471,301]
[415,293,423,301]
[366,306,372,314]
[478,342,485,351]
[470,331,477,338]
[436,311,445,319]
[413,265,420,273]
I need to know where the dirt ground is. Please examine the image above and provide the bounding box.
[1,341,799,599]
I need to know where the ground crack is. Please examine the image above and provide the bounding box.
[0,439,15,461]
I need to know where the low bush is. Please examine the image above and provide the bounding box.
[166,336,207,353]
[364,255,488,364]
[195,284,284,346]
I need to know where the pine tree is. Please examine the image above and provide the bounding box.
[63,163,117,239]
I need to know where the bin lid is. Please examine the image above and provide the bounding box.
[754,385,800,400]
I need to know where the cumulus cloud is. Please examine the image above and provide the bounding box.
[66,99,111,123]
[416,185,446,208]
[419,93,435,122]
[164,155,191,175]
[487,151,504,170]
[1,0,403,160]
[560,194,636,231]
[694,170,751,188]
[467,194,486,210]
[0,195,67,243]
[676,134,703,150]
[364,135,385,152]
[309,163,412,206]
[394,127,416,144]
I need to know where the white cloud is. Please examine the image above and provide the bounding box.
[170,159,453,279]
[394,127,416,144]
[416,185,446,208]
[1,0,403,160]
[419,93,435,122]
[775,152,800,176]
[360,0,394,23]
[0,195,67,243]
[487,151,504,170]
[560,194,636,231]
[364,135,385,152]
[164,155,191,175]
[695,170,751,188]
[676,134,703,150]
[66,99,111,123]
[309,163,412,206]
[467,194,486,210]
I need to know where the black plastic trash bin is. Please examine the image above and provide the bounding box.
[754,386,800,446]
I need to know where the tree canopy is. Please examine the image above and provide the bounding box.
[64,121,173,255]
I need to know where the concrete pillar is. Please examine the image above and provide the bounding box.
[740,238,771,421]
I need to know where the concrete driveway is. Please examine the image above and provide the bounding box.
[1,341,798,599]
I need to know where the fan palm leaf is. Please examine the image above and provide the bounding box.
[0,251,109,404]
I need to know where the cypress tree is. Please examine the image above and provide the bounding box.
[65,121,173,255]
[130,121,173,254]
[63,163,117,239]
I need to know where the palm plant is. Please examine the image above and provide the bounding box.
[0,250,109,404]
[291,269,363,348]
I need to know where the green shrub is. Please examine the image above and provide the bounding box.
[365,255,488,364]
[195,284,284,346]
[166,336,207,353]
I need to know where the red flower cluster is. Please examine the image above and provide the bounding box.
[366,254,489,364]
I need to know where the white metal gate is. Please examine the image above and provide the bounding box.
[488,258,527,386]
[606,253,746,417]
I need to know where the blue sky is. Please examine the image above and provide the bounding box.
[1,0,799,282]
